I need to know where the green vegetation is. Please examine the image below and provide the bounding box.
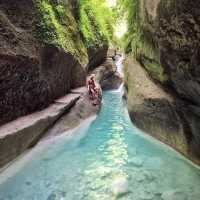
[141,57,168,82]
[78,0,115,48]
[116,0,147,56]
[117,0,167,82]
[34,0,87,64]
[34,0,117,62]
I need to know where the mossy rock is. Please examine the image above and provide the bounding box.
[33,0,87,65]
[77,0,114,49]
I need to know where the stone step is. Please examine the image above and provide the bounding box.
[71,86,88,94]
[0,93,80,169]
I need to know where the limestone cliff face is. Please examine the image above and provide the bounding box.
[125,0,200,163]
[124,57,198,164]
[0,0,106,126]
[87,44,108,71]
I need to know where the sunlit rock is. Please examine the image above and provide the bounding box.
[111,176,129,198]
[135,173,146,182]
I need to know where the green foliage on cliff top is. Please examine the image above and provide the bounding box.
[34,0,87,64]
[118,0,167,82]
[116,0,141,54]
[78,0,115,48]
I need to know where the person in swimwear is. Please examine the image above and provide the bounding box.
[86,74,96,100]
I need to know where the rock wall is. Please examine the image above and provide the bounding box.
[0,0,88,125]
[125,0,200,163]
[91,50,123,90]
[124,57,200,164]
[87,44,108,71]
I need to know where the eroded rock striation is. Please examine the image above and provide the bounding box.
[124,0,200,164]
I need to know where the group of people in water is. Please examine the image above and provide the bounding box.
[86,74,101,106]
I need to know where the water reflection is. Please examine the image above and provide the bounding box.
[83,113,129,199]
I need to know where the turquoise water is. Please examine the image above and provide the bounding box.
[0,90,200,200]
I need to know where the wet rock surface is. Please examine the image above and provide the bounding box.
[156,0,200,105]
[124,56,200,164]
[92,55,123,90]
[0,1,87,125]
[87,44,108,71]
[0,93,80,168]
[125,0,200,163]
[43,51,121,140]
[101,72,122,90]
[45,87,101,137]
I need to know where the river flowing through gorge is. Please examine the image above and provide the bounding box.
[0,57,200,200]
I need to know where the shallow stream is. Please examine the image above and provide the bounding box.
[0,58,200,200]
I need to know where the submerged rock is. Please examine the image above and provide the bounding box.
[47,193,56,200]
[128,157,143,168]
[111,176,129,198]
[161,190,188,200]
[47,191,66,200]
